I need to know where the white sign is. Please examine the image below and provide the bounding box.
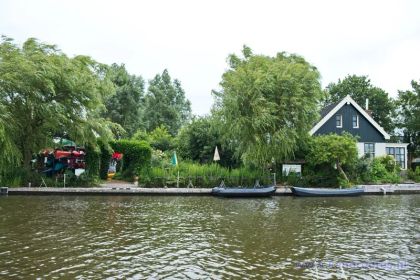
[282,164,301,176]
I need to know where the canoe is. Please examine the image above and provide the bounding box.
[291,186,364,197]
[212,186,276,198]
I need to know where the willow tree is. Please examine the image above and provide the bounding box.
[0,103,20,173]
[213,46,322,165]
[0,37,119,169]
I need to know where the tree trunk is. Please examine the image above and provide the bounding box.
[23,148,33,171]
[336,160,349,183]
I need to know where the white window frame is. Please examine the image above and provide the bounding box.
[336,114,342,128]
[352,115,359,128]
[386,147,406,169]
[364,143,375,158]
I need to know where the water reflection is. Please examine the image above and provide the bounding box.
[0,195,418,279]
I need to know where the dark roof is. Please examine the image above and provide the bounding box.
[320,101,340,118]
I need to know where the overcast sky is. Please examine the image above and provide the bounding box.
[1,0,419,115]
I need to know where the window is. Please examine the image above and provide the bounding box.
[364,143,375,158]
[386,147,405,169]
[336,115,342,128]
[352,115,359,128]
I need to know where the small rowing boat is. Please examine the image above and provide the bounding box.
[212,181,276,198]
[291,186,364,197]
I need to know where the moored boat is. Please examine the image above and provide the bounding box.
[212,185,276,198]
[291,186,364,197]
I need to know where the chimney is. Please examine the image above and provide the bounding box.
[365,98,372,116]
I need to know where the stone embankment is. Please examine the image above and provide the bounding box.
[3,183,419,196]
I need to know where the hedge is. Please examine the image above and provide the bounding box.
[111,139,152,179]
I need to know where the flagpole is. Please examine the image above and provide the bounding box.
[177,170,180,188]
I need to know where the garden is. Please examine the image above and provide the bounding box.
[0,39,419,188]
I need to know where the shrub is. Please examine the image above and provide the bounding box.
[408,166,420,182]
[148,125,174,151]
[301,163,340,187]
[151,149,171,168]
[111,139,152,180]
[361,156,401,184]
[379,155,401,173]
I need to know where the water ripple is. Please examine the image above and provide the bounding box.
[0,195,418,279]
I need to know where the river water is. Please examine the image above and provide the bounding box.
[0,195,418,279]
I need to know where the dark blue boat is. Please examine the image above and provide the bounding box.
[212,184,276,198]
[291,186,364,197]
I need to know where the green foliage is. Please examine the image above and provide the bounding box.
[307,133,358,166]
[0,166,99,188]
[85,144,101,179]
[103,63,145,136]
[302,163,340,187]
[0,37,118,170]
[324,75,395,132]
[176,116,239,167]
[148,125,174,151]
[214,46,322,166]
[139,162,272,188]
[98,140,113,180]
[362,157,401,184]
[143,69,192,135]
[396,80,420,157]
[131,129,151,143]
[111,139,152,179]
[407,167,420,182]
[0,109,20,175]
[306,133,358,186]
[379,155,401,173]
[150,149,171,168]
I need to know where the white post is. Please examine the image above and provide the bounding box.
[273,173,276,187]
[177,171,180,188]
[63,174,66,188]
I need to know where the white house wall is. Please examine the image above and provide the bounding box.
[357,142,408,169]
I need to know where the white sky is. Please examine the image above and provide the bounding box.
[1,0,419,116]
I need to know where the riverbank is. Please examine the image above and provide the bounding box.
[3,183,420,196]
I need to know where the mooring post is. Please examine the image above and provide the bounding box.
[0,187,8,195]
[380,186,386,195]
[272,173,276,187]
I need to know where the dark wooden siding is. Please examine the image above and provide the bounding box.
[314,103,386,142]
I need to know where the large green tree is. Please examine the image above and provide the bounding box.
[397,80,420,159]
[0,37,118,169]
[143,69,191,135]
[103,63,145,136]
[0,103,20,172]
[324,75,395,132]
[213,46,322,166]
[176,116,239,167]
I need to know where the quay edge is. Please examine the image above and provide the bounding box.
[5,184,420,196]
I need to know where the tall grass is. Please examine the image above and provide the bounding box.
[139,162,273,188]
